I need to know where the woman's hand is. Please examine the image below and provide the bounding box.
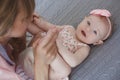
[33,27,59,80]
[33,27,59,64]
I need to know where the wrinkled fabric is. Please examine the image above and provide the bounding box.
[0,44,22,80]
[0,55,22,80]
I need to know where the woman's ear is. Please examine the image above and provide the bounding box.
[93,40,103,45]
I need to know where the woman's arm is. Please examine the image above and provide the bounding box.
[33,28,59,80]
[34,55,49,80]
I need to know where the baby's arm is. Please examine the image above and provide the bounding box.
[72,46,90,67]
[33,16,62,32]
[18,47,34,78]
[33,17,55,31]
[57,43,90,67]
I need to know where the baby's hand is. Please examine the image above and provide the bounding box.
[32,13,58,31]
[32,13,63,33]
[32,13,41,26]
[32,13,40,21]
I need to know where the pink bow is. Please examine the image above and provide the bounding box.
[90,9,112,40]
[90,9,111,17]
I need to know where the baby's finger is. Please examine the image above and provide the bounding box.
[33,16,41,25]
[33,13,40,19]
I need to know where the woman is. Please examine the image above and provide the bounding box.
[0,0,58,80]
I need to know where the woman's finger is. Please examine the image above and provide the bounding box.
[32,38,41,49]
[45,43,57,64]
[38,28,58,47]
[44,30,59,50]
[33,28,57,50]
[33,27,59,65]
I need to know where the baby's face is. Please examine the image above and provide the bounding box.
[76,15,109,44]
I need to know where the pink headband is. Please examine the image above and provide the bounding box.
[90,9,112,40]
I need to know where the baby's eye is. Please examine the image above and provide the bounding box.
[87,21,90,26]
[93,30,97,35]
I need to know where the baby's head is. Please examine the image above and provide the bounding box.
[76,9,112,45]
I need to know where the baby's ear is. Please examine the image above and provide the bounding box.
[93,40,103,45]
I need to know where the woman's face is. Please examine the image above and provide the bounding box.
[5,9,31,38]
[10,11,30,37]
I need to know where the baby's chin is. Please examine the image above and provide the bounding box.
[79,38,94,44]
[81,41,92,44]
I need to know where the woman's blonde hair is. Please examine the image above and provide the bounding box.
[0,0,35,36]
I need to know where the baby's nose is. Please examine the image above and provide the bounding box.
[86,27,91,31]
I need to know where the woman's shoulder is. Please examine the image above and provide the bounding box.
[0,55,23,80]
[0,55,13,69]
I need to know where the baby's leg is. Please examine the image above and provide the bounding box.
[18,47,34,78]
[49,54,71,80]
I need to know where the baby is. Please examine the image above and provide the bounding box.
[18,9,112,80]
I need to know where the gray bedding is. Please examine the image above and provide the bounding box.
[35,0,120,80]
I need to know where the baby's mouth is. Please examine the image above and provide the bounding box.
[81,30,86,37]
